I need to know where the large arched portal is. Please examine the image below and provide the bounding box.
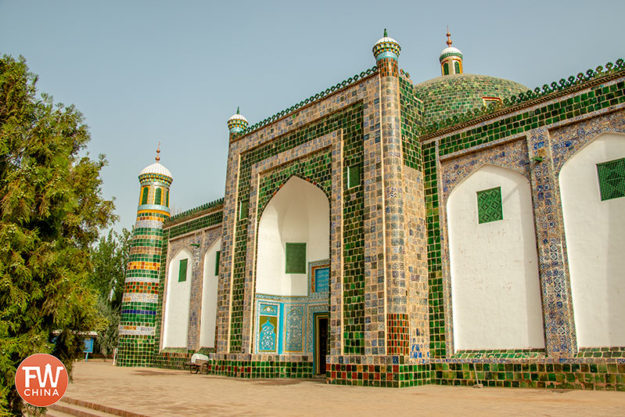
[560,133,625,348]
[162,249,192,349]
[447,165,545,351]
[254,176,330,373]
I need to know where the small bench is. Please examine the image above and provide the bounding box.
[187,353,209,374]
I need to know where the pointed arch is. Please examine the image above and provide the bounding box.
[559,133,625,347]
[162,248,192,348]
[200,238,221,348]
[447,165,544,350]
[256,176,330,297]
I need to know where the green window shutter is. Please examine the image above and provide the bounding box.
[348,165,361,189]
[477,187,503,224]
[166,190,170,206]
[154,188,162,205]
[239,201,248,220]
[141,187,149,205]
[285,243,306,274]
[443,63,449,75]
[178,259,188,282]
[596,158,625,201]
[454,61,460,74]
[214,251,221,276]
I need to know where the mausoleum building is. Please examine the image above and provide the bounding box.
[116,30,625,389]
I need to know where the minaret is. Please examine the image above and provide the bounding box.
[227,107,249,139]
[439,30,464,76]
[371,29,410,357]
[117,145,173,367]
[372,28,401,77]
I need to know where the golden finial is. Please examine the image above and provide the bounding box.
[155,142,161,162]
[446,27,452,47]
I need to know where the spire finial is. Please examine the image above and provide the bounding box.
[446,27,452,47]
[155,142,161,162]
[236,106,240,115]
[384,28,388,37]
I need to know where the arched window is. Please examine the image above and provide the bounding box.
[141,187,149,205]
[443,62,449,75]
[154,188,162,205]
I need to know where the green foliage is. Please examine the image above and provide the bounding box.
[88,228,131,357]
[0,55,116,415]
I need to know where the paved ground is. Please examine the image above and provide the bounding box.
[63,360,625,417]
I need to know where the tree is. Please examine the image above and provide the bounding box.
[88,228,131,357]
[0,55,116,415]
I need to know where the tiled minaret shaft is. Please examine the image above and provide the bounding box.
[117,147,172,366]
[372,30,410,356]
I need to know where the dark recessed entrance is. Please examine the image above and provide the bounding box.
[314,313,328,376]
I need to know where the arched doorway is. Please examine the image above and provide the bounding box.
[254,176,330,374]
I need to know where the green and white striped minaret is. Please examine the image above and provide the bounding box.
[117,145,172,366]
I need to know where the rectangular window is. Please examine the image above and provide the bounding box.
[477,187,503,224]
[166,190,169,207]
[347,164,361,189]
[239,201,248,220]
[154,188,162,205]
[178,259,188,282]
[141,187,149,205]
[214,251,221,276]
[285,243,306,274]
[597,158,625,201]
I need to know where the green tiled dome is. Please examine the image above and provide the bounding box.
[413,73,528,127]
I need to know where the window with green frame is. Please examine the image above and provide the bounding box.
[285,243,306,273]
[141,187,149,205]
[443,62,449,75]
[476,187,503,224]
[454,61,460,74]
[154,188,162,205]
[348,164,361,189]
[596,158,625,201]
[165,190,169,206]
[178,259,188,282]
[239,201,248,220]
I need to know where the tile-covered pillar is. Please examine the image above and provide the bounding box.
[372,30,409,356]
[527,127,576,357]
[117,148,172,366]
[215,110,249,354]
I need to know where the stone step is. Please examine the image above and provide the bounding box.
[47,397,150,417]
[48,402,111,417]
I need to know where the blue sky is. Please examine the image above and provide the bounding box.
[1,0,624,232]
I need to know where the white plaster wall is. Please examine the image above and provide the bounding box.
[560,133,625,347]
[200,239,221,348]
[162,249,192,348]
[448,165,545,350]
[256,176,330,296]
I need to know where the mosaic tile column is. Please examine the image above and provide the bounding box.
[526,127,576,357]
[373,31,409,356]
[117,166,172,366]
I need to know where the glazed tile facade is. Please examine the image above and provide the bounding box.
[117,34,625,391]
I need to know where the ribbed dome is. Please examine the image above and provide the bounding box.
[439,46,463,62]
[372,29,401,60]
[140,162,172,178]
[228,113,248,124]
[413,73,528,126]
[227,107,249,134]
